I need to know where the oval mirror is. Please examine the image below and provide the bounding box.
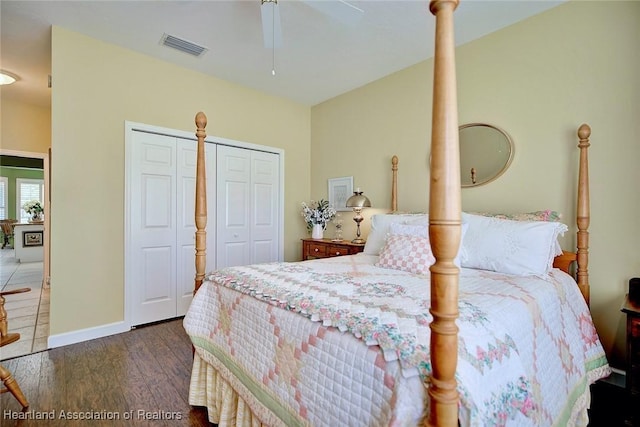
[459,123,514,187]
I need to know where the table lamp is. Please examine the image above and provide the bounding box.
[345,189,371,244]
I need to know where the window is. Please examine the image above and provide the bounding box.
[0,177,7,220]
[17,178,45,223]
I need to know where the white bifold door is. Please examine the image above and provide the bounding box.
[128,130,281,326]
[216,145,280,268]
[129,131,215,326]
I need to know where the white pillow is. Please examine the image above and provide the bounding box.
[389,222,467,267]
[363,214,428,255]
[460,213,567,276]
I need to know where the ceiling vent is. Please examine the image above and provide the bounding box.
[160,33,208,57]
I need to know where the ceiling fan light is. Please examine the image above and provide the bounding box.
[0,70,18,85]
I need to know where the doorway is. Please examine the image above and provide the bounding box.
[0,150,50,359]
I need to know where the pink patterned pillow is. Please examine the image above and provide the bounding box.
[376,234,435,275]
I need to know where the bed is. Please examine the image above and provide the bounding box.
[183,1,609,426]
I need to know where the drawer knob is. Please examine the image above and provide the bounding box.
[314,248,319,252]
[336,251,341,255]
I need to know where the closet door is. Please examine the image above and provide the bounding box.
[130,131,177,325]
[216,145,251,268]
[216,145,279,268]
[176,139,216,316]
[251,150,280,264]
[130,132,216,324]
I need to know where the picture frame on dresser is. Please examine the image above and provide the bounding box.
[327,176,353,211]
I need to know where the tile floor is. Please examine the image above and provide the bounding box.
[0,247,49,360]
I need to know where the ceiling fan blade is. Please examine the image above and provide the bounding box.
[260,0,283,49]
[301,0,364,26]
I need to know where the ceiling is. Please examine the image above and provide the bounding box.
[1,1,564,108]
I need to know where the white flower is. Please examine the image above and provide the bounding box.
[22,200,44,215]
[300,199,336,231]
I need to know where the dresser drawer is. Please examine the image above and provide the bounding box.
[306,242,327,258]
[302,238,365,260]
[327,245,349,257]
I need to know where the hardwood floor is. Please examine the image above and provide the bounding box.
[2,314,622,426]
[1,318,213,426]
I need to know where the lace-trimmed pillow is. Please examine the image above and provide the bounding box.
[461,213,567,276]
[470,209,562,222]
[376,234,435,275]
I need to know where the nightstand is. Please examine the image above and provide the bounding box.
[301,238,365,260]
[621,294,640,425]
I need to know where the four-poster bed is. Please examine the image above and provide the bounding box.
[183,1,609,426]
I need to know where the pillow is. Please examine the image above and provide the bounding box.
[467,209,563,256]
[376,234,435,275]
[363,214,428,255]
[389,222,467,267]
[460,213,567,276]
[469,209,562,222]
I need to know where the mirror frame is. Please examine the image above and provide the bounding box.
[459,123,514,188]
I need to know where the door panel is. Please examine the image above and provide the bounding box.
[217,146,250,268]
[251,151,279,264]
[130,131,177,325]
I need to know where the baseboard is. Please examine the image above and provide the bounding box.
[47,321,131,349]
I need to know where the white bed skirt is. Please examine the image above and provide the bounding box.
[189,352,266,427]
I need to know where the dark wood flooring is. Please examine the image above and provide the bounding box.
[2,316,626,426]
[1,318,213,426]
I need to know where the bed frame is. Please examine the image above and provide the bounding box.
[190,1,592,426]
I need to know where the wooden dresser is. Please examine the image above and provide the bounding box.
[301,238,365,260]
[621,294,640,425]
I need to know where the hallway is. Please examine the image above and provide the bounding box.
[0,248,48,360]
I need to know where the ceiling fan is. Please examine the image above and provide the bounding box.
[259,0,364,49]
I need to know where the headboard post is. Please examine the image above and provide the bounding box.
[427,1,460,426]
[391,155,398,212]
[576,124,591,304]
[194,112,208,293]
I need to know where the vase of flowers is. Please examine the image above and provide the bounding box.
[301,199,336,240]
[22,200,44,223]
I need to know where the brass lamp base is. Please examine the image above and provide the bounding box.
[351,238,365,244]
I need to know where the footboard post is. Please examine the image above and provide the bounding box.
[391,155,398,212]
[576,124,591,304]
[428,1,461,427]
[194,112,208,293]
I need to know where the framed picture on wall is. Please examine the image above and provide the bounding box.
[23,230,43,247]
[328,176,353,211]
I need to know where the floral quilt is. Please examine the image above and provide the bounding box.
[184,254,610,427]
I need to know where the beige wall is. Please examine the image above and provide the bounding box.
[50,27,310,336]
[311,1,640,368]
[1,95,51,153]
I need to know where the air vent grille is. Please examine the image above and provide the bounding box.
[161,33,208,57]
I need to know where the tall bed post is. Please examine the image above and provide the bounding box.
[391,155,398,212]
[194,112,208,293]
[576,124,591,304]
[427,1,461,427]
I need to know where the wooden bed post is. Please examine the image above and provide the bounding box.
[576,124,591,305]
[194,112,208,293]
[427,1,460,427]
[391,155,398,212]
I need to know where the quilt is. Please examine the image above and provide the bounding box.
[184,254,610,426]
